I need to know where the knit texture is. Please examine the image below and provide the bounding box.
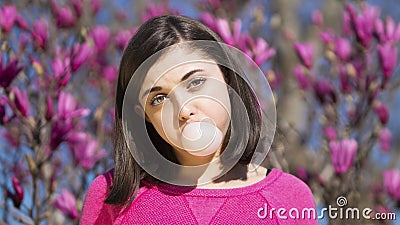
[80,169,317,224]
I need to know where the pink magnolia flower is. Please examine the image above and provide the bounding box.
[294,42,315,69]
[244,37,275,66]
[50,92,89,149]
[342,11,352,35]
[6,176,24,208]
[352,60,365,79]
[50,119,74,150]
[313,78,337,104]
[46,96,54,121]
[51,0,75,28]
[90,26,110,52]
[66,131,87,143]
[378,128,392,152]
[324,126,337,141]
[67,132,106,169]
[141,2,177,22]
[52,57,72,88]
[71,42,92,72]
[375,16,400,44]
[52,189,79,219]
[383,169,400,201]
[0,5,17,32]
[10,163,29,184]
[101,66,117,83]
[319,29,335,45]
[349,3,380,47]
[377,42,397,79]
[293,65,311,90]
[70,0,83,18]
[329,139,358,175]
[205,0,223,10]
[0,96,8,124]
[12,176,23,204]
[339,65,353,93]
[15,14,28,30]
[200,12,217,32]
[340,75,351,95]
[373,102,390,125]
[295,167,309,182]
[57,92,90,121]
[10,87,30,117]
[89,0,102,15]
[0,58,23,88]
[335,38,352,61]
[312,9,323,26]
[114,30,132,50]
[18,33,30,49]
[216,18,242,46]
[31,19,48,49]
[75,140,106,169]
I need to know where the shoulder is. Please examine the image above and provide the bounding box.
[92,168,114,187]
[272,169,312,194]
[80,169,115,225]
[85,169,114,200]
[263,169,315,207]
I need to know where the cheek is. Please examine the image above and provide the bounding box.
[198,98,231,131]
[148,112,166,134]
[147,110,181,147]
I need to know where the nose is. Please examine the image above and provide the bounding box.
[179,104,196,121]
[168,86,198,122]
[171,92,196,121]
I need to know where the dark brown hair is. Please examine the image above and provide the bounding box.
[105,15,262,205]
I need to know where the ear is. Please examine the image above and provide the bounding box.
[134,105,150,122]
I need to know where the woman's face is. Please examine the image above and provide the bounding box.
[138,46,231,156]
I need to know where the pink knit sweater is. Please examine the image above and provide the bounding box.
[80,169,317,224]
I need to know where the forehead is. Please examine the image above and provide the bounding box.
[139,45,218,95]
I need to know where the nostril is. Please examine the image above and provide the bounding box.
[178,104,196,121]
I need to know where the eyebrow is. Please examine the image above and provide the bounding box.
[141,69,204,99]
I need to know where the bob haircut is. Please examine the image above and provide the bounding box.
[105,14,262,205]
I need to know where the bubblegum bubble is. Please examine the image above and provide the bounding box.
[181,121,223,156]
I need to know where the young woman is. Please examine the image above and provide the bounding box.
[80,15,317,224]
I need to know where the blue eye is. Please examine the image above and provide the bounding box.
[150,94,167,106]
[187,77,206,89]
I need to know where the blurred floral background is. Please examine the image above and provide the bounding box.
[0,0,399,224]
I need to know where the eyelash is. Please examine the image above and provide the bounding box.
[150,94,167,106]
[187,77,206,89]
[149,77,207,106]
